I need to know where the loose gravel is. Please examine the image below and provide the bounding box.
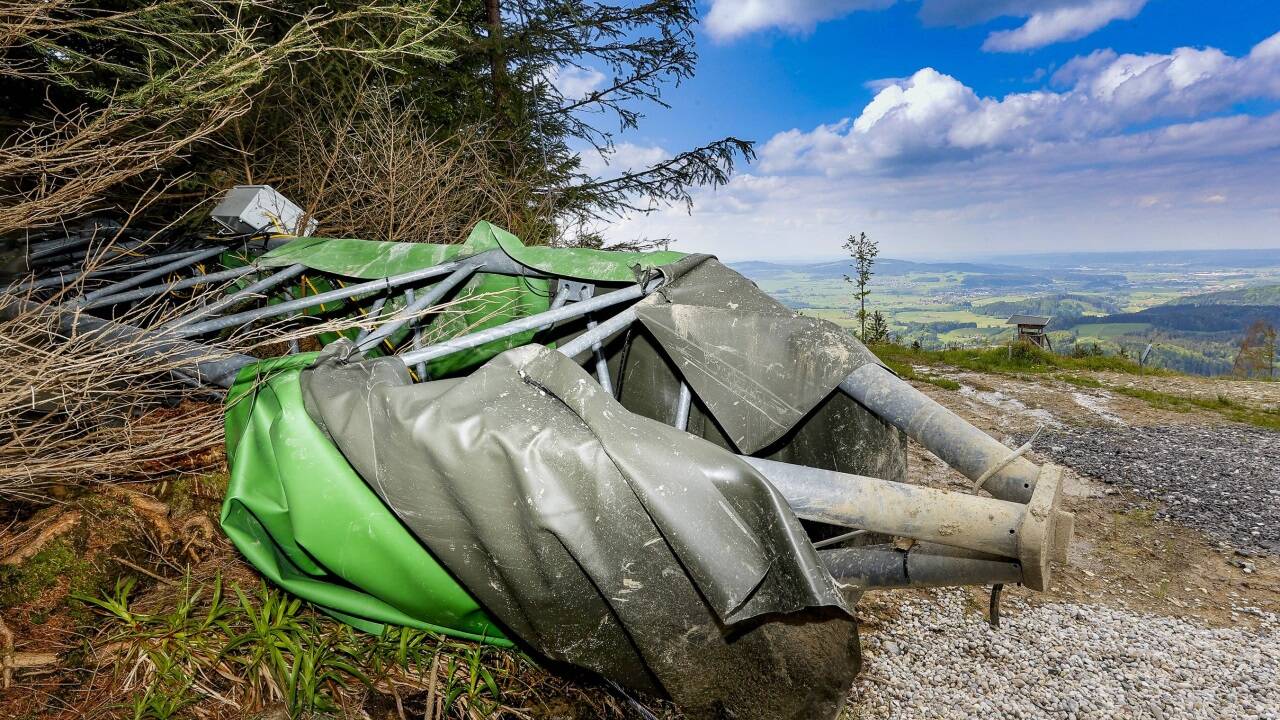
[1019,424,1280,553]
[850,590,1280,720]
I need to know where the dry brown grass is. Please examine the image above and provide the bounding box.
[0,0,459,236]
[1,237,524,502]
[262,87,550,244]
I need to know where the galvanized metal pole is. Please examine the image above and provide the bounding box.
[77,246,228,304]
[356,265,476,353]
[548,287,569,310]
[402,284,648,366]
[741,455,1025,558]
[159,264,306,330]
[584,317,614,396]
[81,265,258,309]
[0,292,255,388]
[354,297,388,344]
[555,304,640,359]
[838,363,1040,503]
[819,544,1024,589]
[169,261,464,338]
[18,248,212,291]
[29,234,92,261]
[673,381,692,431]
[402,288,429,380]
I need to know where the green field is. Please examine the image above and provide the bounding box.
[733,254,1280,375]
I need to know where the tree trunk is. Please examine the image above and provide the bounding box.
[486,0,508,121]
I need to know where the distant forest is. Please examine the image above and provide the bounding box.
[1073,304,1280,334]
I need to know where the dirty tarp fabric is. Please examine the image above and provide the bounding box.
[257,221,685,282]
[219,353,507,644]
[300,340,861,720]
[632,258,883,455]
[254,222,684,376]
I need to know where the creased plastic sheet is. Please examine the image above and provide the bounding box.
[258,221,684,282]
[300,340,862,720]
[219,354,506,643]
[634,257,882,454]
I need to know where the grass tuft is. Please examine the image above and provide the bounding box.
[879,356,963,391]
[873,341,1165,377]
[1106,385,1280,431]
[71,574,603,719]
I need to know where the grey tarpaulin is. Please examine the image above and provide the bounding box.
[635,258,880,454]
[302,340,862,719]
[613,258,905,482]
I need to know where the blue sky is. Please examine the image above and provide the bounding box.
[570,0,1280,261]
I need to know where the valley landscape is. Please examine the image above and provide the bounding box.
[734,248,1280,376]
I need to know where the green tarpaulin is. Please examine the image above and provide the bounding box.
[222,353,506,643]
[221,224,691,642]
[258,222,683,375]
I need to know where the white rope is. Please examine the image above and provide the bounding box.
[973,425,1044,494]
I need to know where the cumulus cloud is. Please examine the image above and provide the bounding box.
[577,142,669,177]
[703,0,1147,49]
[758,31,1280,175]
[597,33,1280,259]
[982,0,1147,52]
[544,65,607,100]
[704,0,894,41]
[604,112,1280,259]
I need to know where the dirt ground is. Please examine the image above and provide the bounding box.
[899,367,1280,626]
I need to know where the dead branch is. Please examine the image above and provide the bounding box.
[0,510,81,566]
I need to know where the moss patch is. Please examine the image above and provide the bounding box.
[0,538,100,610]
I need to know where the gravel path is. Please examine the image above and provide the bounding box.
[1019,424,1280,552]
[851,590,1280,720]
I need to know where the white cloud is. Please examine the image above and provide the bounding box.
[703,0,1148,49]
[578,142,669,177]
[758,32,1280,175]
[983,0,1147,52]
[595,34,1280,259]
[603,115,1280,259]
[704,0,894,41]
[545,65,607,100]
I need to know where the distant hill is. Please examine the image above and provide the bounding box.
[1169,284,1280,306]
[986,248,1280,271]
[730,258,1028,280]
[975,294,1123,320]
[1073,304,1280,333]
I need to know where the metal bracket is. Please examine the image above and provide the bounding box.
[555,279,596,303]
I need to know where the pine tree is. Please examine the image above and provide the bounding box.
[864,310,891,344]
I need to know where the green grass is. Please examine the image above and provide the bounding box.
[875,341,1280,431]
[878,355,962,391]
[1057,374,1104,389]
[75,575,540,719]
[891,309,1006,327]
[1108,386,1280,431]
[873,341,1162,377]
[1058,374,1280,430]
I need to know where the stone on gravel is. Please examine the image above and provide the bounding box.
[851,590,1280,720]
[1017,424,1280,553]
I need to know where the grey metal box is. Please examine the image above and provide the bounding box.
[210,185,317,236]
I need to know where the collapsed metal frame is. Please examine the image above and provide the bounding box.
[7,235,1073,594]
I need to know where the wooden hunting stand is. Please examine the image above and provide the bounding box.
[1007,314,1052,350]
